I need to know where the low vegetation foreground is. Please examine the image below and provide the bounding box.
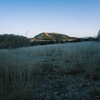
[0,41,100,100]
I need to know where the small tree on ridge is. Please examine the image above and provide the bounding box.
[97,30,100,41]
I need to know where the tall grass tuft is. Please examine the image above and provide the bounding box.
[0,34,30,49]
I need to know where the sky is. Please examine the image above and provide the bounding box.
[0,0,100,38]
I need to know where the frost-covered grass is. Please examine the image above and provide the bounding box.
[0,41,100,99]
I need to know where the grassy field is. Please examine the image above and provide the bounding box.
[0,41,100,100]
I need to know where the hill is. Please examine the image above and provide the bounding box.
[30,32,78,42]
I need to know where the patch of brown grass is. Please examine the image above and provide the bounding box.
[0,41,100,99]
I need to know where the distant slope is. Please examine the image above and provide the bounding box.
[30,32,77,41]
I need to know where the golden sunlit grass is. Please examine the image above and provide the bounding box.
[0,41,100,99]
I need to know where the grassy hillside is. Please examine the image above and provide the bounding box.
[0,41,100,99]
[33,32,77,41]
[0,34,30,49]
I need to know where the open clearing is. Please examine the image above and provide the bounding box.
[0,41,100,100]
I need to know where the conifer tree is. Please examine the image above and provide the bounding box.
[97,30,100,41]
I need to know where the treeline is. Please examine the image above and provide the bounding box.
[73,37,97,42]
[0,34,98,49]
[30,37,97,46]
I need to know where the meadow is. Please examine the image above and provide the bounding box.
[0,41,100,100]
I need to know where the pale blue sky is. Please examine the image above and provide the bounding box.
[0,0,100,38]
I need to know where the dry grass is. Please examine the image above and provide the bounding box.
[0,41,100,99]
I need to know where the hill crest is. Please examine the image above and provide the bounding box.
[32,32,76,41]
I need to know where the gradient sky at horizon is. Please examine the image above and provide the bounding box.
[0,0,100,38]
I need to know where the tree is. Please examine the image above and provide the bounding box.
[97,30,100,41]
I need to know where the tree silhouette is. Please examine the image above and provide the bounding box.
[97,30,100,41]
